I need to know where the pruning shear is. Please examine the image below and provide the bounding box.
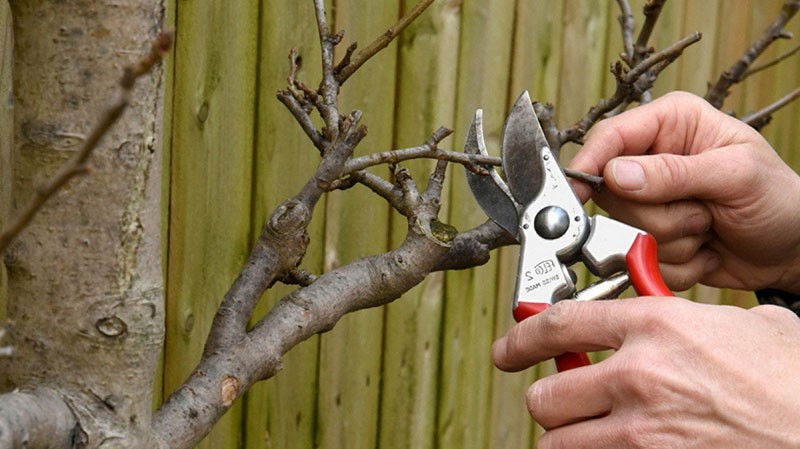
[464,91,672,371]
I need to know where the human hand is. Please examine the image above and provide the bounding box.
[569,91,800,292]
[492,298,800,449]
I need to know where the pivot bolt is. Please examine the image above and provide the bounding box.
[534,206,570,239]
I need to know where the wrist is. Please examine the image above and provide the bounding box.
[767,170,800,295]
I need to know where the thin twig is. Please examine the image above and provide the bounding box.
[565,168,604,190]
[634,0,667,64]
[616,0,635,65]
[743,43,800,79]
[312,0,341,138]
[343,127,454,173]
[627,33,701,82]
[422,160,449,204]
[276,90,328,152]
[705,0,800,108]
[740,86,800,129]
[393,165,422,215]
[345,148,602,191]
[0,32,172,255]
[561,32,701,144]
[351,171,406,213]
[335,0,435,84]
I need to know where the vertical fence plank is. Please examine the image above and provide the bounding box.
[164,2,259,448]
[378,1,460,448]
[488,2,565,447]
[0,1,11,314]
[244,1,325,448]
[438,1,515,448]
[556,0,613,162]
[314,2,397,449]
[158,1,800,446]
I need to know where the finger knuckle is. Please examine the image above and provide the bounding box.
[660,238,697,264]
[540,301,575,335]
[657,153,690,188]
[667,271,698,292]
[608,356,663,402]
[753,304,800,324]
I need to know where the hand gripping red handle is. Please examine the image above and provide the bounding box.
[512,233,672,372]
[625,233,672,297]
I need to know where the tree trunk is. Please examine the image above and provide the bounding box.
[0,0,11,326]
[0,1,166,447]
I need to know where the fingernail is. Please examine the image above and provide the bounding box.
[611,159,646,191]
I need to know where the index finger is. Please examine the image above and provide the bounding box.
[492,297,677,372]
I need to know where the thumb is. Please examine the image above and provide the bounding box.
[604,151,734,203]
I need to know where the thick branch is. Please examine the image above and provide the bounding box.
[433,220,515,271]
[155,221,452,449]
[0,388,76,449]
[203,199,312,356]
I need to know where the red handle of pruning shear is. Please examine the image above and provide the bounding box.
[512,302,592,371]
[512,233,672,372]
[625,233,672,297]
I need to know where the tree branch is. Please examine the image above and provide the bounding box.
[334,0,435,84]
[155,165,454,449]
[634,0,667,64]
[561,32,701,144]
[616,0,635,65]
[0,388,76,449]
[740,86,800,130]
[312,0,342,139]
[705,0,800,108]
[280,268,319,287]
[743,43,800,79]
[433,220,515,271]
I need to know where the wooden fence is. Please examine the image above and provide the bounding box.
[162,1,800,448]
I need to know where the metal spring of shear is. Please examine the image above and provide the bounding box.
[464,91,672,371]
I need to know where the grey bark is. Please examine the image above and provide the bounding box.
[0,1,166,447]
[0,1,11,322]
[0,1,796,448]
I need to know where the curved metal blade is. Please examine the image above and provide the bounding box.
[501,91,548,206]
[464,109,520,240]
